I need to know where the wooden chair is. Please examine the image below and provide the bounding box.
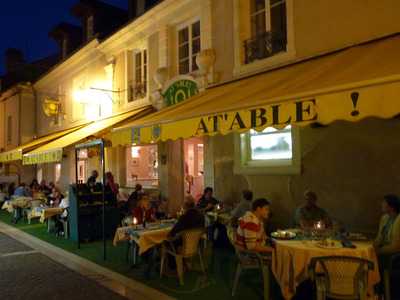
[384,253,400,300]
[227,226,271,300]
[160,228,206,285]
[308,256,374,300]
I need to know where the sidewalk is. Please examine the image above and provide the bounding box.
[0,221,175,300]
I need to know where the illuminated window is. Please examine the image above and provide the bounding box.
[249,126,292,160]
[55,163,61,184]
[127,145,158,187]
[37,167,43,183]
[236,125,300,174]
[178,20,201,74]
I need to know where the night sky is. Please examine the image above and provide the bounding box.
[0,0,128,74]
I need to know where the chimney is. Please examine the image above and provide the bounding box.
[4,48,25,73]
[128,0,146,19]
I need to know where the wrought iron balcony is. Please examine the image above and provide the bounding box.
[129,81,147,101]
[244,31,287,64]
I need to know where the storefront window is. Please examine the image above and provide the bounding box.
[126,145,158,187]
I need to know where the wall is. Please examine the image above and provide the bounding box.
[293,0,400,58]
[209,118,400,233]
[4,94,20,151]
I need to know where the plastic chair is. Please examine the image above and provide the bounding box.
[160,228,206,285]
[227,226,271,300]
[384,253,400,300]
[308,256,374,300]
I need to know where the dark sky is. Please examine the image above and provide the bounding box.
[0,0,128,74]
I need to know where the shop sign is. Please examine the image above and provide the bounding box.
[162,76,198,107]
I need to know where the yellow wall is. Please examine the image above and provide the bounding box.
[293,0,400,58]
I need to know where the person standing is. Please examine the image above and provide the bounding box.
[87,170,99,189]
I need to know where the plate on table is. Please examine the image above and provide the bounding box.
[314,240,342,249]
[271,230,296,240]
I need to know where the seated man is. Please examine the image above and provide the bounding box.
[169,196,205,239]
[236,198,273,253]
[231,189,253,226]
[294,190,331,229]
[197,187,219,212]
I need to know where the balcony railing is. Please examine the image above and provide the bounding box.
[243,31,287,64]
[129,81,147,101]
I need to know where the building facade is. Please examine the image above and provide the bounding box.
[3,0,400,232]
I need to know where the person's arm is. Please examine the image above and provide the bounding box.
[378,216,400,255]
[374,215,385,248]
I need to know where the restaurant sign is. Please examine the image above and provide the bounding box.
[162,76,198,107]
[116,80,400,145]
[23,149,63,165]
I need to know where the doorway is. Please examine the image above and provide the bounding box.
[183,137,204,200]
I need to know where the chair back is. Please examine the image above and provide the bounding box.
[309,256,374,299]
[181,228,204,257]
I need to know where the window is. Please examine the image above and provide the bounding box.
[7,116,12,145]
[37,167,43,183]
[129,49,147,102]
[55,163,61,184]
[126,145,158,187]
[249,126,292,161]
[178,20,201,75]
[86,15,94,41]
[244,0,287,64]
[236,125,300,174]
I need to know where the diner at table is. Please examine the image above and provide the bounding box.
[294,190,332,229]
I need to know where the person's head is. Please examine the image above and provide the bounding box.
[20,182,26,187]
[183,195,196,212]
[304,190,318,207]
[138,196,150,210]
[203,187,213,199]
[92,170,99,178]
[242,189,253,202]
[135,183,143,192]
[252,198,270,220]
[382,194,400,215]
[40,180,47,186]
[48,182,55,189]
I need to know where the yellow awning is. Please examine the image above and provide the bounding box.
[112,34,400,145]
[23,106,152,165]
[0,125,85,163]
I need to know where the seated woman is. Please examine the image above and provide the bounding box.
[374,194,400,256]
[132,196,156,225]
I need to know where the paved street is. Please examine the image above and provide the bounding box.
[0,233,128,300]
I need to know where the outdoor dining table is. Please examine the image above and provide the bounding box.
[272,238,380,300]
[39,207,64,223]
[113,221,175,264]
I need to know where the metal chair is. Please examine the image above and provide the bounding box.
[384,253,400,300]
[308,256,374,300]
[160,228,206,285]
[227,226,271,300]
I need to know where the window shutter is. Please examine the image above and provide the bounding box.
[126,50,134,102]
